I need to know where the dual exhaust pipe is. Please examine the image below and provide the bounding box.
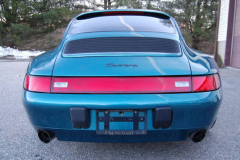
[38,129,206,143]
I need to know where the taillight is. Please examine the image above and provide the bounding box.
[23,75,29,90]
[24,75,51,93]
[23,74,220,94]
[51,77,192,94]
[192,74,221,92]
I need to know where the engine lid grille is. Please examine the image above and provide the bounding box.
[64,37,180,54]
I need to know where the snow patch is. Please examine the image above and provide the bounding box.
[0,46,45,59]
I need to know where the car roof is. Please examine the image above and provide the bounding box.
[60,9,178,43]
[75,9,171,20]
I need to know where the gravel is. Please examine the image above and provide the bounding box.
[0,61,239,160]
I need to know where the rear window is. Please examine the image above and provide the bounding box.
[68,15,176,34]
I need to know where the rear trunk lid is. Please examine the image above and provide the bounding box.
[53,33,191,76]
[53,55,190,76]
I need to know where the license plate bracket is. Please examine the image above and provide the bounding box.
[96,110,147,135]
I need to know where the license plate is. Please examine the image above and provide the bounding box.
[96,110,147,135]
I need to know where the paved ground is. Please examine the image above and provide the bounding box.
[0,60,239,160]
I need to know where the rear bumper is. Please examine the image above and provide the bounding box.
[42,129,201,143]
[23,89,222,142]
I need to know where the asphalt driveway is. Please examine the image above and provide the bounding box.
[0,60,239,160]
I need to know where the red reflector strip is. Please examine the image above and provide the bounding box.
[51,77,191,94]
[24,75,51,93]
[23,74,221,94]
[192,74,221,92]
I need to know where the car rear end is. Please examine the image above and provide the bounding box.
[23,10,222,143]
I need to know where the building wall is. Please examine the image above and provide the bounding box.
[231,0,240,68]
[217,0,230,65]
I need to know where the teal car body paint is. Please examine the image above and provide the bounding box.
[23,9,222,143]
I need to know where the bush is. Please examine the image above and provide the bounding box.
[1,24,34,47]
